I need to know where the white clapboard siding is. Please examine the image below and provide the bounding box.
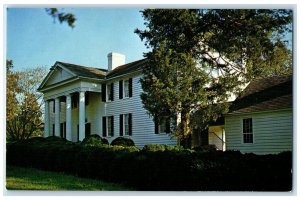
[225,109,292,154]
[103,74,177,147]
[45,68,177,147]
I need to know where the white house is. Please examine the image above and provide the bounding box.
[38,53,177,147]
[38,53,293,153]
[225,75,293,154]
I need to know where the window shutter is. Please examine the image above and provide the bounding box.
[154,117,159,134]
[111,83,114,101]
[102,117,107,137]
[166,118,171,133]
[129,113,132,136]
[129,78,133,97]
[52,124,55,136]
[119,80,123,99]
[119,114,123,136]
[102,84,106,102]
[111,116,114,137]
[60,123,63,138]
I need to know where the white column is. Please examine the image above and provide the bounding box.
[54,97,60,137]
[44,100,50,137]
[79,91,85,141]
[66,94,72,141]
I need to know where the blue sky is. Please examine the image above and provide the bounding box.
[7,8,148,70]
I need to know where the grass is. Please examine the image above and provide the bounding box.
[6,165,132,191]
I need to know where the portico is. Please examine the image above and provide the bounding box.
[43,90,89,141]
[38,61,104,142]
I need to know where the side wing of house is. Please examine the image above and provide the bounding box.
[225,109,292,154]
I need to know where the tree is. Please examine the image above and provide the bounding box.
[135,9,292,145]
[6,61,48,141]
[45,8,76,28]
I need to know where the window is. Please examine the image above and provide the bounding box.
[60,122,66,139]
[243,118,253,144]
[107,116,113,136]
[103,116,114,137]
[120,78,132,99]
[124,79,130,98]
[124,114,130,136]
[119,113,132,136]
[107,83,114,101]
[159,119,167,134]
[155,117,171,134]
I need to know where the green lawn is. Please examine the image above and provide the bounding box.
[6,165,132,191]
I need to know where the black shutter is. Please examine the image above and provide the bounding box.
[52,124,55,136]
[154,117,159,134]
[60,123,63,138]
[129,78,133,97]
[166,118,171,133]
[63,122,66,138]
[128,113,132,136]
[102,117,107,137]
[111,116,114,137]
[119,80,123,99]
[119,114,123,136]
[111,83,114,101]
[102,84,106,102]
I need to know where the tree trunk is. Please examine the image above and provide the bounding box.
[179,110,191,147]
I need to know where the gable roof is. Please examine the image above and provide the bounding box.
[228,75,292,114]
[106,59,147,79]
[56,61,107,79]
[38,59,147,91]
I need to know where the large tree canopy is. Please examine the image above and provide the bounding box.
[6,61,48,141]
[135,9,292,145]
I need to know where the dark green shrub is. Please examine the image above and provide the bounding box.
[192,144,217,152]
[45,136,67,143]
[26,137,46,143]
[111,137,135,147]
[142,144,183,152]
[142,144,166,152]
[6,138,292,191]
[109,145,140,153]
[81,134,109,146]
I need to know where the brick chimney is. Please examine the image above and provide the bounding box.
[107,52,126,71]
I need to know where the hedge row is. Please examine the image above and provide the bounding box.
[6,137,292,191]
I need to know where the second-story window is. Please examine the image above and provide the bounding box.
[124,79,129,98]
[107,83,114,101]
[120,78,132,99]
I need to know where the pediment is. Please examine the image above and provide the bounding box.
[39,64,76,90]
[47,67,73,85]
